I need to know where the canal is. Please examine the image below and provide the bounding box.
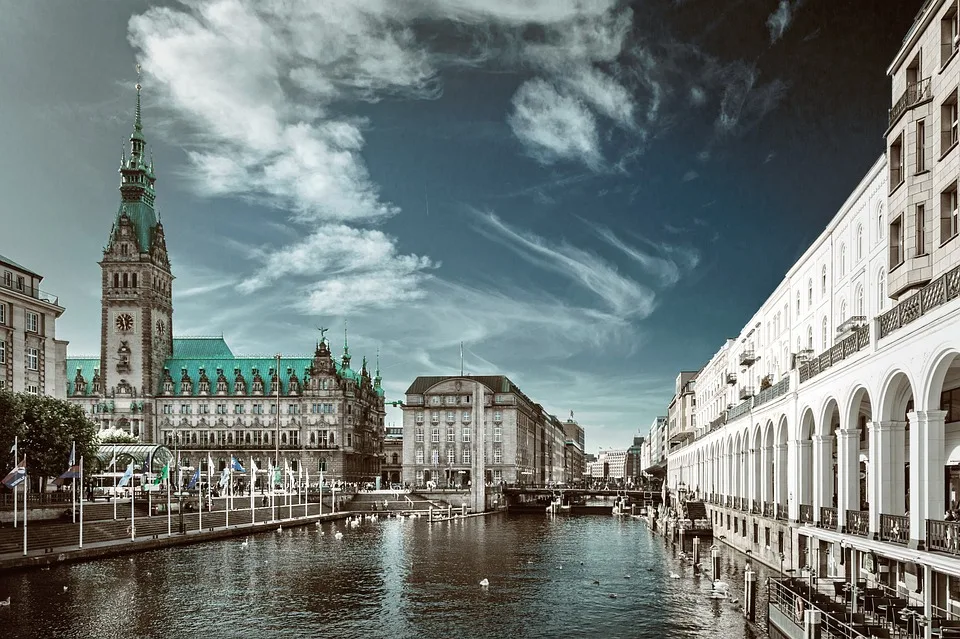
[3,514,771,638]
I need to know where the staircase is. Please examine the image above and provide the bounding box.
[685,501,708,521]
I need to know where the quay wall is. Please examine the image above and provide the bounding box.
[705,505,798,575]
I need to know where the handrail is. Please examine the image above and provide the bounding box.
[799,325,870,384]
[877,263,960,340]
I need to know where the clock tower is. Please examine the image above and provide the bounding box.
[99,73,173,442]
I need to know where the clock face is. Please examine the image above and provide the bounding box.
[156,319,165,336]
[115,313,134,333]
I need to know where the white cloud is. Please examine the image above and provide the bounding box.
[767,0,795,44]
[682,170,699,182]
[594,227,700,288]
[508,80,604,170]
[473,210,656,319]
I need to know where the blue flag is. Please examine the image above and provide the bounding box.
[117,462,134,488]
[3,457,26,489]
[187,468,200,490]
[231,457,245,472]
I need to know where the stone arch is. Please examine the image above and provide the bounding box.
[922,346,960,413]
[762,419,775,505]
[797,406,817,514]
[751,423,763,507]
[774,415,789,508]
[878,369,916,423]
[818,397,842,437]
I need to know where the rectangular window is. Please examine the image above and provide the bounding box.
[431,449,439,465]
[916,204,927,255]
[942,182,959,243]
[917,119,926,172]
[447,448,455,464]
[462,427,471,443]
[25,347,38,371]
[234,404,244,414]
[2,272,9,287]
[445,395,456,405]
[493,410,502,422]
[431,428,440,443]
[430,396,440,405]
[889,214,904,268]
[494,427,502,442]
[179,404,190,414]
[26,384,38,395]
[0,340,4,364]
[0,303,4,325]
[25,311,38,333]
[0,380,5,391]
[461,410,471,422]
[889,133,904,188]
[415,449,424,464]
[462,449,471,464]
[446,410,455,422]
[415,428,424,443]
[494,469,502,483]
[494,448,502,464]
[217,403,226,414]
[942,90,958,155]
[415,410,424,423]
[15,276,23,291]
[942,6,958,67]
[446,428,455,443]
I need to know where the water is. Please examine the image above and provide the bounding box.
[2,515,771,639]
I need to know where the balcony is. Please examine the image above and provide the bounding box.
[846,509,870,537]
[738,386,755,401]
[0,277,60,306]
[739,350,757,366]
[888,76,931,128]
[763,501,774,518]
[879,513,909,544]
[877,263,960,340]
[798,324,870,384]
[799,504,813,524]
[725,372,737,385]
[819,506,838,529]
[708,414,726,432]
[927,519,960,555]
[754,377,790,408]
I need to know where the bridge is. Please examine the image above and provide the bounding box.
[502,487,663,513]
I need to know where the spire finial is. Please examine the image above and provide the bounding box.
[135,64,143,132]
[343,319,349,353]
[375,347,380,376]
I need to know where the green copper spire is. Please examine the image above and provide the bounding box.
[374,348,382,386]
[342,319,351,367]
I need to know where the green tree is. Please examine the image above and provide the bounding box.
[1,392,98,478]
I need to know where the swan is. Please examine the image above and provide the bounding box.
[0,597,9,606]
[334,531,344,540]
[62,586,69,592]
[608,593,619,599]
[277,525,283,534]
[624,575,631,579]
[592,580,600,585]
[241,538,249,548]
[670,572,681,579]
[479,578,489,587]
[713,580,729,591]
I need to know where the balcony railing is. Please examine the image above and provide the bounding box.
[727,399,751,421]
[879,513,909,544]
[739,350,758,366]
[0,278,60,305]
[763,501,774,518]
[739,387,755,401]
[889,77,931,128]
[708,414,726,432]
[725,372,737,385]
[877,263,960,339]
[799,504,813,524]
[819,506,838,529]
[776,503,787,521]
[846,509,870,537]
[733,496,742,510]
[798,324,870,384]
[754,377,790,408]
[927,519,960,555]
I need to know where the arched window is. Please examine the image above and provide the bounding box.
[877,268,887,312]
[821,265,827,294]
[784,303,789,327]
[856,224,863,260]
[839,244,846,276]
[855,284,864,316]
[807,326,813,350]
[808,279,813,307]
[796,291,801,315]
[391,453,399,465]
[839,300,847,324]
[877,203,884,243]
[821,316,829,350]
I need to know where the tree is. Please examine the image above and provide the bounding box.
[0,392,99,479]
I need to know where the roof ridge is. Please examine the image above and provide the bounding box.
[174,335,226,339]
[67,355,101,360]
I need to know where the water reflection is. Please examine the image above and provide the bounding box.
[2,515,770,639]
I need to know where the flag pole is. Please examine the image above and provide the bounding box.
[22,457,27,557]
[71,441,76,524]
[271,462,276,522]
[79,454,84,548]
[167,463,172,537]
[304,469,309,518]
[250,456,255,525]
[130,466,135,540]
[226,466,231,528]
[198,460,203,533]
[287,462,292,520]
[12,436,16,529]
[112,444,118,520]
[319,471,323,517]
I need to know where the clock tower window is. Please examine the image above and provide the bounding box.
[123,273,129,288]
[132,273,137,288]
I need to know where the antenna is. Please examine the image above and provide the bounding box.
[460,341,464,376]
[425,190,430,217]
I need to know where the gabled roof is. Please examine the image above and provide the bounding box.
[404,375,519,396]
[160,354,317,396]
[0,252,40,278]
[66,357,100,395]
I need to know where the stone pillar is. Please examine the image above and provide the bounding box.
[795,439,812,518]
[836,428,860,532]
[747,448,757,508]
[774,444,788,511]
[812,435,833,524]
[760,444,771,504]
[788,439,805,521]
[924,563,934,639]
[909,410,947,549]
[470,381,486,513]
[871,420,906,538]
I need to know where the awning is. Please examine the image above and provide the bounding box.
[91,444,174,475]
[644,461,667,477]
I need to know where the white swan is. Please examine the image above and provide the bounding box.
[334,531,344,540]
[241,538,249,548]
[479,578,489,587]
[670,572,681,579]
[0,597,10,606]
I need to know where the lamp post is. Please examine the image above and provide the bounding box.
[174,433,184,534]
[779,551,785,579]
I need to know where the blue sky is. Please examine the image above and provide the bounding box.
[0,0,922,453]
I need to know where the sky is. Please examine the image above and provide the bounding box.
[0,0,924,454]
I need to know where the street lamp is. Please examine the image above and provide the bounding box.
[174,433,184,534]
[779,551,785,578]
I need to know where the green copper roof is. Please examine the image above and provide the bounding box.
[116,201,157,254]
[160,355,316,396]
[0,252,40,278]
[67,357,100,395]
[172,337,235,359]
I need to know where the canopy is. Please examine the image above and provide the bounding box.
[92,444,173,475]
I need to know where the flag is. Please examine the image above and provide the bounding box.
[56,464,80,483]
[251,459,259,475]
[108,446,117,470]
[152,462,170,486]
[231,457,245,472]
[8,442,14,454]
[117,462,134,488]
[68,442,76,467]
[187,468,200,490]
[2,457,26,489]
[218,468,230,490]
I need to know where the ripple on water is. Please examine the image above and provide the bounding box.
[1,516,769,639]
